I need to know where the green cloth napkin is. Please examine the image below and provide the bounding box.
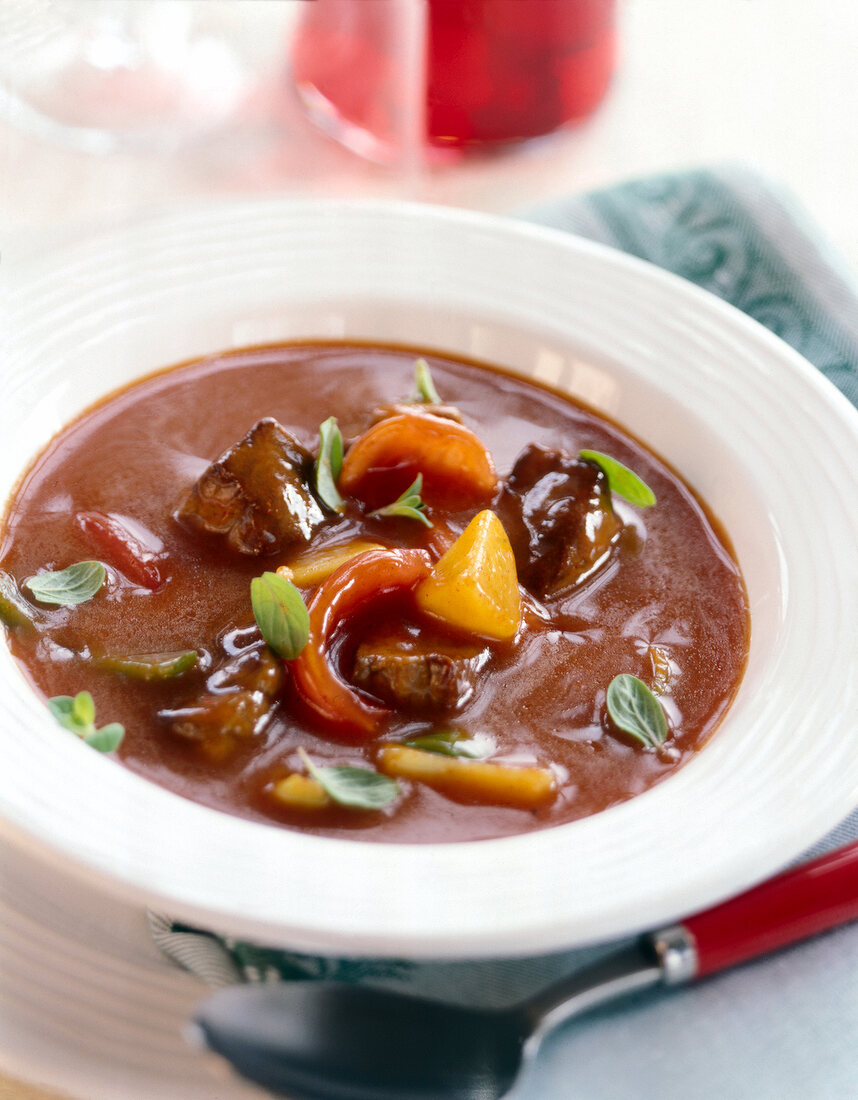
[526,165,858,409]
[151,165,858,1013]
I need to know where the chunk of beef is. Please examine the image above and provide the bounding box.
[500,444,622,596]
[352,626,488,712]
[174,418,324,556]
[160,628,282,750]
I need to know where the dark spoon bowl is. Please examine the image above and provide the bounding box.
[193,943,662,1100]
[193,841,858,1099]
[195,981,529,1100]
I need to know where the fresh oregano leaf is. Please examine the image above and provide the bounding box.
[413,358,441,404]
[251,572,310,659]
[298,747,399,810]
[48,695,82,732]
[405,729,494,759]
[606,673,669,748]
[369,474,432,527]
[579,450,656,507]
[25,560,106,605]
[47,690,125,753]
[316,416,346,514]
[72,689,95,727]
[49,691,93,734]
[83,724,125,753]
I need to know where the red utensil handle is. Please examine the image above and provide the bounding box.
[683,839,858,979]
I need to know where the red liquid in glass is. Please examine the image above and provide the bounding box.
[291,0,616,160]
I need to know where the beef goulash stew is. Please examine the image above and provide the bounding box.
[0,344,749,843]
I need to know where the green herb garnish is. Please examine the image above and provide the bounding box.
[298,747,399,810]
[316,416,345,514]
[25,561,106,606]
[405,729,494,759]
[0,570,36,630]
[413,358,441,404]
[369,474,432,527]
[48,691,125,753]
[90,649,199,681]
[251,571,310,659]
[605,673,669,749]
[579,450,656,507]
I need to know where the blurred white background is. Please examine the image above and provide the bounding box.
[1,0,856,274]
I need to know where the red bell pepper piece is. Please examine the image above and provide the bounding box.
[290,547,432,742]
[76,511,164,591]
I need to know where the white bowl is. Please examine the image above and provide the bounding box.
[3,199,858,959]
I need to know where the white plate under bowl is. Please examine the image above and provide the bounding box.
[3,199,858,960]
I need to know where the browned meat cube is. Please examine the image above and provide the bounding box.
[161,631,283,750]
[352,626,488,712]
[174,418,324,555]
[500,444,622,596]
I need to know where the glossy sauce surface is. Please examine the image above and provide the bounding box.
[0,344,749,842]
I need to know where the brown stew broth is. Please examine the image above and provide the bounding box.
[0,344,749,842]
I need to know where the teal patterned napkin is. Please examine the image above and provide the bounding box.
[153,167,858,1097]
[525,165,858,408]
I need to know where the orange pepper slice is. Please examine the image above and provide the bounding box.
[339,412,498,511]
[289,547,432,742]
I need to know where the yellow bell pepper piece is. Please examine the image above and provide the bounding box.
[278,540,385,588]
[271,773,331,810]
[378,745,555,810]
[415,510,520,641]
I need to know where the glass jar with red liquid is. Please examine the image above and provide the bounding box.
[291,0,616,163]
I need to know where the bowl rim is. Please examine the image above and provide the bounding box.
[3,196,858,959]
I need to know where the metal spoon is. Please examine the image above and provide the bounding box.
[194,839,858,1100]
